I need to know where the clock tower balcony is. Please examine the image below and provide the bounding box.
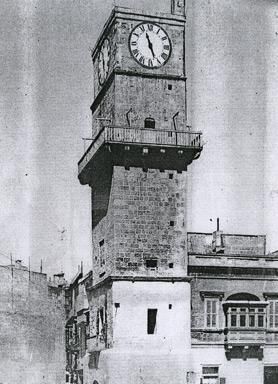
[78,125,202,185]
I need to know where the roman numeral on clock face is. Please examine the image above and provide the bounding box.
[132,49,139,57]
[148,59,154,67]
[161,52,168,61]
[139,56,145,64]
[139,24,145,32]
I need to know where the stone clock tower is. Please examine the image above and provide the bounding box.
[78,2,202,384]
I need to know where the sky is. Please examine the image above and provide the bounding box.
[0,0,277,278]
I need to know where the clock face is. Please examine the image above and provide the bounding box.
[129,22,171,69]
[98,38,110,85]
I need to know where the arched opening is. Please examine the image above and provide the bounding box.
[144,117,155,129]
[226,292,260,301]
[224,293,266,330]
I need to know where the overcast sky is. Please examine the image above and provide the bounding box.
[0,0,277,278]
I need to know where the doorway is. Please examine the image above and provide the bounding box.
[264,366,278,384]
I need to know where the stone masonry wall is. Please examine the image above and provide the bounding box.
[0,266,65,384]
[114,75,186,130]
[188,232,266,256]
[92,166,188,286]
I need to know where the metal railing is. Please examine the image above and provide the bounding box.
[104,126,202,147]
[79,126,202,165]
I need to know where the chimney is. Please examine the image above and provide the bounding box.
[53,273,66,287]
[171,0,185,16]
[212,218,225,254]
[15,260,22,268]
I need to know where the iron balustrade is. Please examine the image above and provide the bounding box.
[103,126,202,147]
[79,126,202,165]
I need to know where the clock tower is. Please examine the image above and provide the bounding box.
[78,2,202,384]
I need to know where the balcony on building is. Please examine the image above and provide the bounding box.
[223,295,268,359]
[87,333,106,353]
[78,125,203,185]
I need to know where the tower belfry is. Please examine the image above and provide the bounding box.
[78,3,202,384]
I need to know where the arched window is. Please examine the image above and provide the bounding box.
[224,293,266,329]
[144,117,155,129]
[227,293,260,301]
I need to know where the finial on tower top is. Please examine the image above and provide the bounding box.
[171,0,185,16]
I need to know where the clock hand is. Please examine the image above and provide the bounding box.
[146,32,155,58]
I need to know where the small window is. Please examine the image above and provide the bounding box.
[170,221,174,227]
[268,300,278,329]
[202,366,219,384]
[231,314,237,327]
[168,84,172,90]
[169,173,173,179]
[146,259,158,269]
[240,315,246,327]
[249,315,255,327]
[204,298,219,329]
[147,309,157,334]
[144,118,155,129]
[258,315,264,327]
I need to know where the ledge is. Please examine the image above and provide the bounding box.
[88,275,192,291]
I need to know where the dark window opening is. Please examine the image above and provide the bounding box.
[99,239,104,247]
[169,262,174,268]
[240,315,246,327]
[231,315,237,327]
[115,303,120,308]
[147,309,157,334]
[144,118,155,129]
[169,173,173,179]
[125,166,130,170]
[168,84,172,90]
[146,259,158,269]
[170,221,174,227]
[169,304,172,309]
[258,315,264,327]
[249,315,255,327]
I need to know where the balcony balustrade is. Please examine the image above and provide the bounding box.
[78,126,203,185]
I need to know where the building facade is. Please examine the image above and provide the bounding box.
[188,231,278,384]
[65,231,278,384]
[72,1,278,383]
[0,261,66,384]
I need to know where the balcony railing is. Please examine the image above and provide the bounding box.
[225,328,266,346]
[79,126,202,165]
[104,126,202,147]
[78,126,203,184]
